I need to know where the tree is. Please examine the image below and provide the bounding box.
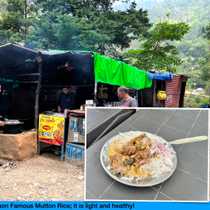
[27,14,111,50]
[124,21,190,72]
[26,0,150,54]
[200,23,210,92]
[0,0,35,44]
[0,0,151,53]
[204,23,210,40]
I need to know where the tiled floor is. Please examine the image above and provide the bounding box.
[86,109,208,201]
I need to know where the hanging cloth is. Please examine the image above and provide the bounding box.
[93,53,152,90]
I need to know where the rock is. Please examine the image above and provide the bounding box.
[2,163,9,169]
[9,161,17,168]
[0,160,17,171]
[77,175,84,180]
[0,131,37,161]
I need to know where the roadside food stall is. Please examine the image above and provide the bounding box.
[0,44,92,160]
[0,44,188,114]
[0,43,188,161]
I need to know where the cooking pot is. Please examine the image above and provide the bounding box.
[3,120,24,134]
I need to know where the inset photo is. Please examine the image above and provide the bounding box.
[86,108,208,201]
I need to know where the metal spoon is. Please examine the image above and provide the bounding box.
[169,136,208,145]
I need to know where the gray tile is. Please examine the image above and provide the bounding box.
[197,110,208,122]
[178,140,208,160]
[121,110,146,123]
[135,109,174,123]
[160,169,208,201]
[187,111,208,136]
[156,125,188,141]
[189,124,208,138]
[152,184,162,192]
[100,181,157,200]
[177,145,207,182]
[114,123,136,133]
[156,192,172,200]
[86,161,114,196]
[174,110,208,159]
[166,110,199,133]
[102,110,162,134]
[128,117,162,134]
[173,110,200,120]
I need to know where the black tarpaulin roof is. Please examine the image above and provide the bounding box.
[0,43,94,85]
[0,43,37,73]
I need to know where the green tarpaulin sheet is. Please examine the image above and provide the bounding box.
[94,53,152,90]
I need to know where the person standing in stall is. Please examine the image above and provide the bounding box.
[57,86,76,113]
[117,87,138,107]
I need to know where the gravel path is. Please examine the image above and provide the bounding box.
[0,155,84,201]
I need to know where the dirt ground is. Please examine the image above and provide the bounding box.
[0,154,84,201]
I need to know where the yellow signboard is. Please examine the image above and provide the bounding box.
[39,114,65,146]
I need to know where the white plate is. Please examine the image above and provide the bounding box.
[100,131,177,187]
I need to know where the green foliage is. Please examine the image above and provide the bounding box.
[184,94,209,108]
[204,23,210,40]
[26,0,151,53]
[0,0,24,43]
[0,0,150,53]
[199,23,210,88]
[125,21,190,72]
[0,0,36,44]
[27,14,110,50]
[138,0,210,92]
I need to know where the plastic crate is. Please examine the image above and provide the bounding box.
[65,143,84,160]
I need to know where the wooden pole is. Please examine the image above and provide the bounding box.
[35,52,43,154]
[94,81,97,105]
[153,81,157,107]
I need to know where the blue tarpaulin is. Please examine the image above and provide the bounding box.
[147,72,173,81]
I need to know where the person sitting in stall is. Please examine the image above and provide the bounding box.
[57,86,76,113]
[117,87,138,107]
